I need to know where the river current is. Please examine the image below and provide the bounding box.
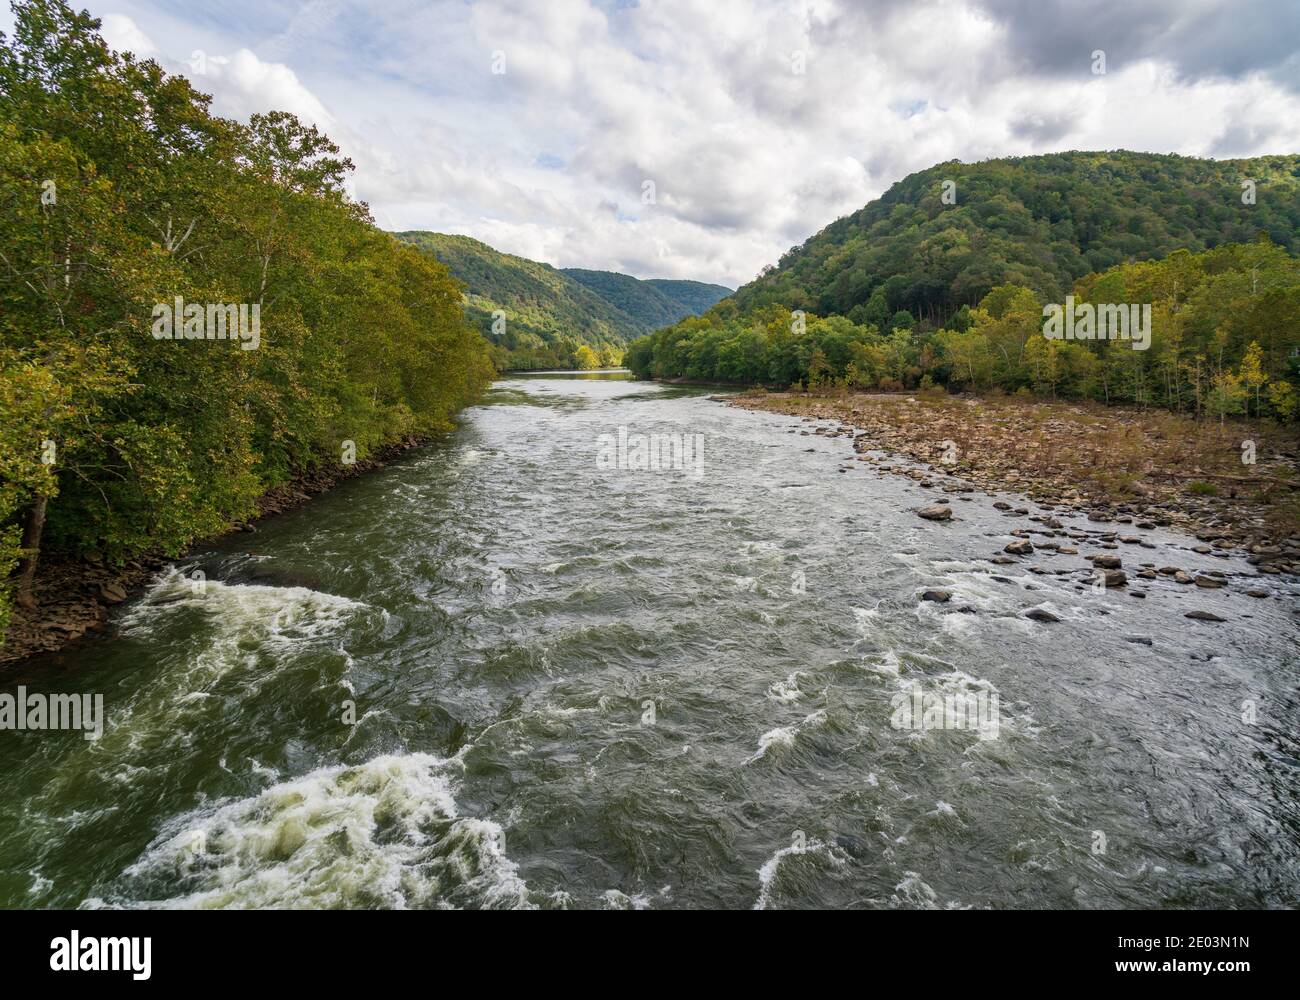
[2,372,1297,909]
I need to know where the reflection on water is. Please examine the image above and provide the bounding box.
[508,368,634,380]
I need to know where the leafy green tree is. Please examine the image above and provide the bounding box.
[1239,341,1267,417]
[1207,371,1247,426]
[0,1,493,642]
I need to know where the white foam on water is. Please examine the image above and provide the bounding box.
[744,726,797,765]
[889,870,971,910]
[122,566,376,651]
[27,872,52,897]
[888,669,1037,742]
[753,837,840,910]
[852,601,887,633]
[743,709,827,765]
[767,671,806,704]
[941,573,1012,610]
[891,871,939,909]
[75,568,380,780]
[601,889,654,910]
[90,752,532,910]
[863,650,903,678]
[928,606,981,638]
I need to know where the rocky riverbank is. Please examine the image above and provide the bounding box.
[725,389,1300,575]
[0,435,434,671]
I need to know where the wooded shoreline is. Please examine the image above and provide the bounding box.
[0,433,439,673]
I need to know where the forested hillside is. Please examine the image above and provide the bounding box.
[395,232,634,369]
[0,1,494,641]
[645,279,735,316]
[563,268,730,331]
[397,232,730,370]
[628,152,1300,419]
[734,151,1300,331]
[628,242,1300,421]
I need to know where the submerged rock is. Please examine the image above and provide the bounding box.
[1024,608,1061,623]
[835,834,871,860]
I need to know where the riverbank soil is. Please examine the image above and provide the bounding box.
[727,389,1300,568]
[0,436,431,670]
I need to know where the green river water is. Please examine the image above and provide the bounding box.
[1,372,1297,909]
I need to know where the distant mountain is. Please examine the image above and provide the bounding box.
[644,278,734,316]
[394,232,730,369]
[562,268,731,330]
[394,232,634,353]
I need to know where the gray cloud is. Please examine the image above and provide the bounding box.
[975,0,1300,90]
[72,0,1300,287]
[1010,111,1075,143]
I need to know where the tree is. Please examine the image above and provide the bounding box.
[0,1,493,641]
[806,347,832,388]
[1239,341,1267,417]
[1206,371,1246,426]
[1266,379,1297,422]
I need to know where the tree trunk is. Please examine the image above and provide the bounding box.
[14,493,48,611]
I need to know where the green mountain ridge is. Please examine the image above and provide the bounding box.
[394,231,729,369]
[561,268,731,332]
[625,151,1300,421]
[727,150,1300,330]
[643,278,737,316]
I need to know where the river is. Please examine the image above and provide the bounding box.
[2,372,1297,909]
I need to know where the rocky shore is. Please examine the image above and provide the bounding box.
[725,390,1300,579]
[0,435,433,671]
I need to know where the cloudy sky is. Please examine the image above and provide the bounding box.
[5,0,1299,286]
